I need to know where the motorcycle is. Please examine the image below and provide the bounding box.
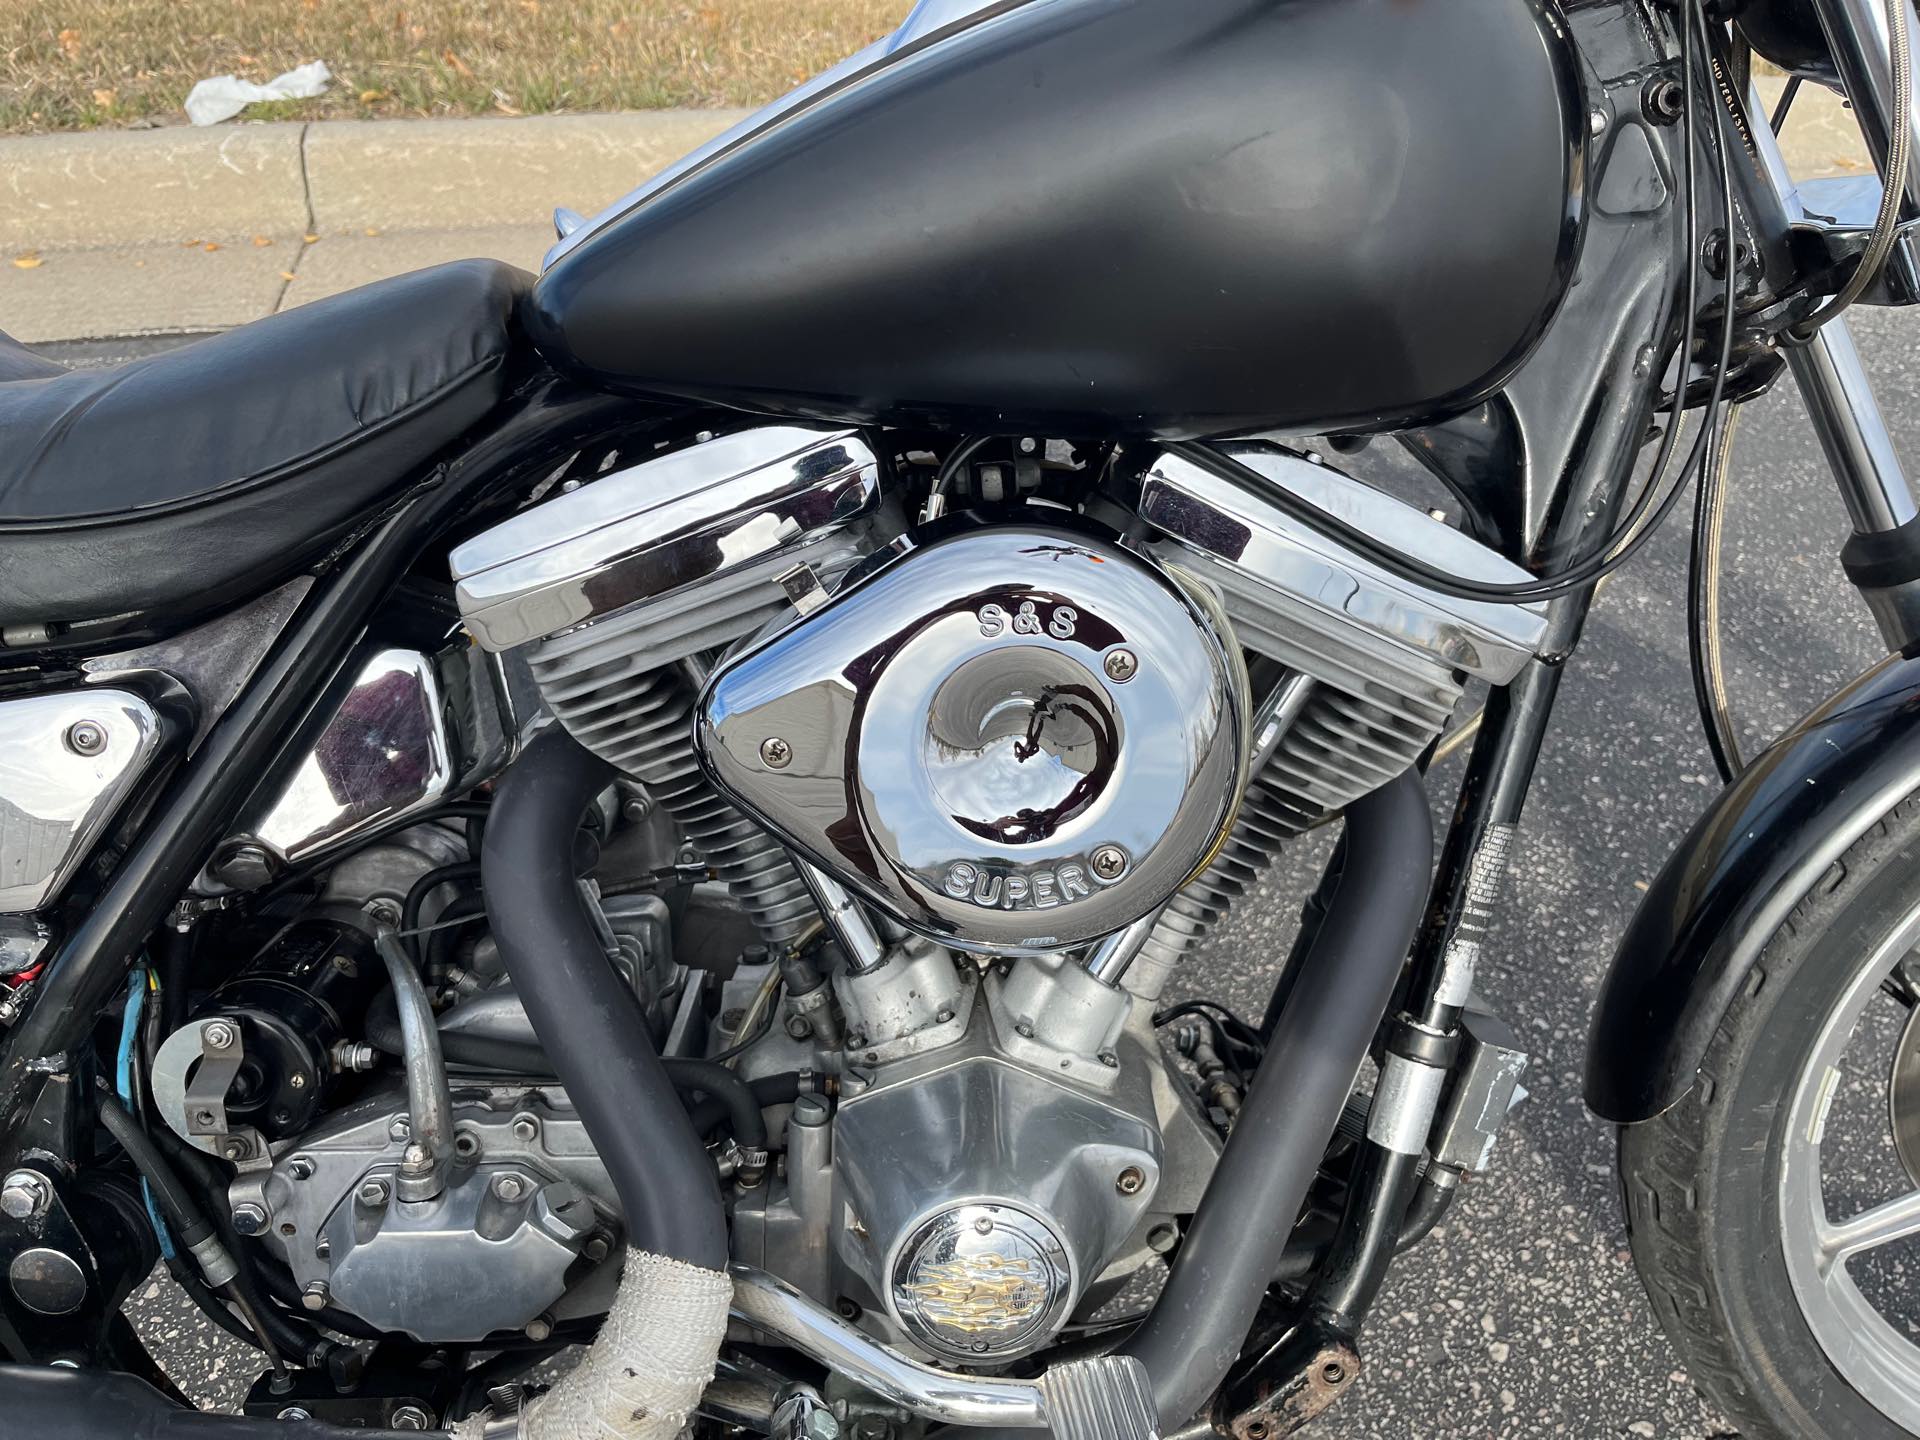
[3,0,1919,1435]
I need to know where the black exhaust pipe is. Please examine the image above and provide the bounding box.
[946,767,1433,1437]
[479,726,729,1270]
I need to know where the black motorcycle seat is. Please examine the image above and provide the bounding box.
[0,259,529,633]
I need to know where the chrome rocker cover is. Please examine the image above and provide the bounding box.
[695,521,1248,955]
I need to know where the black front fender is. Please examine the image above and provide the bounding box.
[1586,652,1920,1123]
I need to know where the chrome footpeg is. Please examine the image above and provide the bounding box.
[1038,1354,1160,1440]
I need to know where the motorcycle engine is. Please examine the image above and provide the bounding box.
[438,424,1546,1366]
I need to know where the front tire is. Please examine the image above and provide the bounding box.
[1621,794,1920,1440]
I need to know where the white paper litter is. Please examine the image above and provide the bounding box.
[185,60,332,126]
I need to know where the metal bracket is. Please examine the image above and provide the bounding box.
[151,1017,269,1167]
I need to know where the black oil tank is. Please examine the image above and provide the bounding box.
[529,0,1585,440]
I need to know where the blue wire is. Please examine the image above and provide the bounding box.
[116,969,176,1261]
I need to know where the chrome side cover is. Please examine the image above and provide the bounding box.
[695,522,1246,955]
[0,688,168,913]
[207,642,515,888]
[1138,444,1548,688]
[451,426,881,653]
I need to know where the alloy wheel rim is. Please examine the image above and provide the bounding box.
[1781,898,1920,1430]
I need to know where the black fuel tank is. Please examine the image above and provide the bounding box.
[530,0,1585,440]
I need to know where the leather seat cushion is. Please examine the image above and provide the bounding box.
[0,259,529,629]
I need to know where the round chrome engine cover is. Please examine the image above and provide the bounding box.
[891,1203,1073,1360]
[696,522,1246,952]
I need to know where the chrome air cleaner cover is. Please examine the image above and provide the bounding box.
[695,522,1247,954]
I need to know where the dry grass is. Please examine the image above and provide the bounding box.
[0,0,910,134]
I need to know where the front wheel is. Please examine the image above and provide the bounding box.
[1622,794,1920,1439]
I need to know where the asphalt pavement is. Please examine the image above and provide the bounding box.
[32,307,1917,1437]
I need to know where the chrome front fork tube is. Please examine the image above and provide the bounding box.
[1743,75,1920,649]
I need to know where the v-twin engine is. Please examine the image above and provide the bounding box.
[451,425,1545,1363]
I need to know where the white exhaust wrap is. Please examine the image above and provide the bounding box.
[461,1251,730,1440]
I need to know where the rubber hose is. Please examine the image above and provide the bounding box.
[944,768,1433,1439]
[684,1071,800,1141]
[481,728,728,1270]
[97,1095,215,1251]
[659,1059,769,1152]
[402,861,480,963]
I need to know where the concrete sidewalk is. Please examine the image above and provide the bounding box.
[0,110,745,342]
[0,80,1875,343]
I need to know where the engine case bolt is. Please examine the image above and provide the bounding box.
[1116,1166,1147,1196]
[1015,1022,1035,1039]
[584,1235,612,1263]
[287,1156,315,1181]
[523,1313,554,1342]
[1099,1051,1119,1069]
[785,1014,814,1040]
[277,1409,313,1422]
[510,1115,539,1143]
[230,1203,269,1236]
[492,1173,529,1203]
[760,736,794,769]
[0,1171,50,1221]
[1103,648,1138,683]
[389,1404,434,1430]
[201,1020,237,1051]
[388,1117,411,1142]
[357,1179,391,1207]
[63,720,107,756]
[300,1280,330,1312]
[1090,845,1129,882]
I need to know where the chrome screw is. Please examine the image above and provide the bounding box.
[389,1404,433,1430]
[1103,649,1138,683]
[231,1202,269,1236]
[1115,1166,1147,1196]
[221,1139,249,1161]
[1589,107,1609,137]
[388,1117,411,1142]
[1090,846,1129,882]
[287,1156,315,1181]
[201,1020,237,1051]
[301,1280,330,1312]
[935,1006,956,1024]
[1099,1051,1119,1069]
[760,736,794,769]
[1015,1022,1035,1039]
[63,720,107,756]
[492,1173,528,1203]
[511,1115,539,1143]
[357,1179,391,1207]
[973,1216,995,1235]
[277,1408,313,1422]
[0,1170,50,1221]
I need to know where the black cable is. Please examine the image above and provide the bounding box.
[1161,22,1728,609]
[1771,74,1802,132]
[928,434,996,502]
[402,861,481,965]
[252,800,495,905]
[97,1095,216,1251]
[703,979,786,1064]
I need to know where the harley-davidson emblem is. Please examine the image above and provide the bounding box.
[900,1255,1051,1335]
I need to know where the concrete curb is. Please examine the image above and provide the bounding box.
[1,109,749,254]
